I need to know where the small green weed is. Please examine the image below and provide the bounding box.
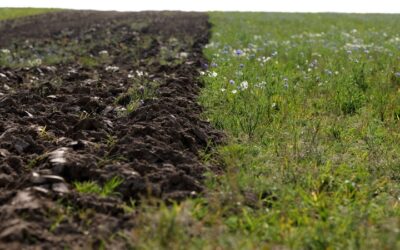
[73,176,124,197]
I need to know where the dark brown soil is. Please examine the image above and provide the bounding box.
[0,11,221,249]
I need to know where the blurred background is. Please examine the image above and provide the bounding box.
[0,0,399,13]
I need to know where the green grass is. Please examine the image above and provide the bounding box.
[0,8,57,21]
[127,13,400,249]
[74,176,123,197]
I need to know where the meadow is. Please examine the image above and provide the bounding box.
[195,12,400,249]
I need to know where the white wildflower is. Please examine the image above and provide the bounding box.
[255,81,266,89]
[239,81,249,90]
[209,71,218,77]
[257,56,271,63]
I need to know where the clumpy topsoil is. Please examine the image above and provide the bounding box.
[0,11,222,249]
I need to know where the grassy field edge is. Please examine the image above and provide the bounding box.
[0,8,59,21]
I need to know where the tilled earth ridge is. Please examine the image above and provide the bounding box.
[0,11,222,248]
